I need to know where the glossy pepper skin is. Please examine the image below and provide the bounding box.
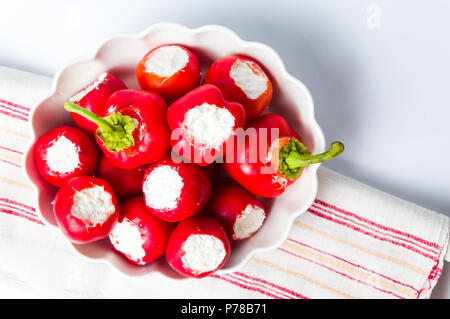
[167,84,246,166]
[53,176,119,244]
[142,156,212,222]
[34,125,99,187]
[205,182,266,240]
[110,196,174,265]
[96,156,147,200]
[223,114,344,198]
[69,72,127,134]
[136,44,201,103]
[64,89,170,170]
[165,216,231,278]
[203,55,273,122]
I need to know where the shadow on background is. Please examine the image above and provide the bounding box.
[186,6,450,214]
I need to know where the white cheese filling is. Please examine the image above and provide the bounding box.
[233,204,266,239]
[71,185,115,225]
[144,45,189,77]
[229,59,268,100]
[110,218,146,265]
[181,234,226,274]
[183,103,235,149]
[143,165,184,210]
[69,72,108,102]
[45,135,80,173]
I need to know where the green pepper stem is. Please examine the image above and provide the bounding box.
[64,101,136,152]
[285,142,344,169]
[64,101,120,134]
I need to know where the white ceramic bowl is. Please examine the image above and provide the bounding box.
[23,23,325,279]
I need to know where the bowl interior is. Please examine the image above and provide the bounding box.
[25,24,324,277]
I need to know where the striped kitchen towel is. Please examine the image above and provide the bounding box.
[0,66,448,299]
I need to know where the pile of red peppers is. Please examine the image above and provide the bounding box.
[34,44,344,278]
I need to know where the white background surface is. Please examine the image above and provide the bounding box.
[0,0,448,298]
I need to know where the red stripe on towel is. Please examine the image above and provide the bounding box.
[0,145,23,155]
[0,103,29,117]
[312,204,439,256]
[0,207,43,225]
[279,247,405,299]
[287,238,419,294]
[0,198,35,212]
[0,99,30,112]
[233,272,307,299]
[0,158,21,167]
[211,274,282,299]
[226,273,295,299]
[0,203,37,217]
[308,208,439,262]
[315,199,441,249]
[0,109,28,122]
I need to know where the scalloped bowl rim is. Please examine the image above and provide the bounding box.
[23,23,326,281]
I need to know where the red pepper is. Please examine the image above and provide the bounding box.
[167,84,246,166]
[64,89,170,169]
[165,216,231,278]
[223,113,344,198]
[34,125,99,187]
[203,55,273,122]
[205,182,266,240]
[96,155,147,200]
[69,72,127,134]
[136,44,201,103]
[53,176,119,244]
[199,162,220,182]
[109,196,174,265]
[142,156,211,222]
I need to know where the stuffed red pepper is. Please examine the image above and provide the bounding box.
[136,44,201,102]
[64,89,170,169]
[34,125,99,187]
[224,113,344,198]
[165,216,231,278]
[109,196,174,265]
[203,55,273,121]
[206,182,266,240]
[167,84,246,166]
[53,176,119,244]
[142,156,211,222]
